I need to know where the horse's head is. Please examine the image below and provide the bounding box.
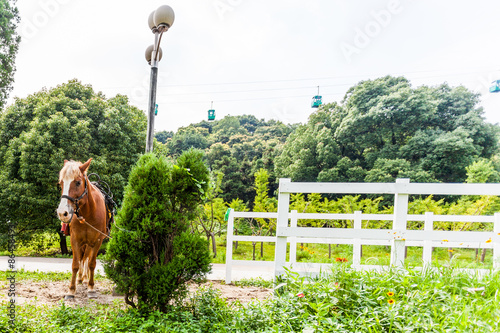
[57,158,92,223]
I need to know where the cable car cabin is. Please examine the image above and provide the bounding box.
[208,109,215,121]
[490,80,500,93]
[311,95,322,108]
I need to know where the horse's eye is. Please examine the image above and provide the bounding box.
[75,181,81,187]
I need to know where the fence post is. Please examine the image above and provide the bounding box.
[423,212,434,266]
[274,178,291,280]
[391,178,409,267]
[289,210,298,265]
[352,211,362,267]
[494,213,500,269]
[225,209,235,284]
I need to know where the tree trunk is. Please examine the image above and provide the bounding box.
[252,242,256,260]
[404,246,407,259]
[260,242,264,259]
[211,232,217,258]
[58,231,69,255]
[481,248,487,263]
[328,244,331,259]
[475,248,479,260]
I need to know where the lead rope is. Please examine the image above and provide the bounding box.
[82,219,113,239]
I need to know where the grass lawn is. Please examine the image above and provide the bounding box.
[2,265,499,332]
[213,236,494,269]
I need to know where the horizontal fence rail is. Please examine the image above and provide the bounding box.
[225,179,500,283]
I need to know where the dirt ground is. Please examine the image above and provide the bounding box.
[1,278,273,308]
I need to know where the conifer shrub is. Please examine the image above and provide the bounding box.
[103,150,211,312]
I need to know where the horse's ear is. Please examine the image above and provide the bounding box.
[79,158,92,174]
[64,159,69,165]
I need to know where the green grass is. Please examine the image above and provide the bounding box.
[212,237,494,269]
[1,269,106,283]
[2,265,500,332]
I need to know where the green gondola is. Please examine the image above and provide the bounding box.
[490,80,500,93]
[208,101,215,121]
[311,86,322,108]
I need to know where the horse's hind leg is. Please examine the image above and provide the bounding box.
[86,245,100,298]
[77,245,88,285]
[77,259,84,284]
[81,258,89,287]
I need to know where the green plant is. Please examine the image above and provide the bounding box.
[103,151,211,313]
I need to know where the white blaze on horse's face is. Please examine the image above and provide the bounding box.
[57,173,75,223]
[57,161,83,223]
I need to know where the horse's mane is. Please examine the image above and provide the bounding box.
[59,160,83,182]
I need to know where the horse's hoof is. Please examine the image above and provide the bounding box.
[87,291,98,299]
[64,295,75,300]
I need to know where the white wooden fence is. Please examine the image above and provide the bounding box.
[225,178,500,283]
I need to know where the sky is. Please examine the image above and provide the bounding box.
[8,0,500,133]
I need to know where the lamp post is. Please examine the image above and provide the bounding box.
[145,5,175,153]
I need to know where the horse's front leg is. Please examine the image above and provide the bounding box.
[65,250,80,300]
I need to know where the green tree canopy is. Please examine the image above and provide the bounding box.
[0,0,20,109]
[0,80,146,247]
[276,76,499,184]
[157,115,296,206]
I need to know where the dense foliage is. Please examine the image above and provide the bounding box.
[3,266,499,332]
[156,115,297,205]
[103,151,211,313]
[156,76,499,211]
[0,0,20,109]
[0,80,146,249]
[276,76,499,184]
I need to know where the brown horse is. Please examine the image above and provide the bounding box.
[56,158,109,299]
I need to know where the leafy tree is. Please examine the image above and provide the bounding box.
[0,0,20,109]
[194,170,227,258]
[276,76,499,186]
[365,158,436,183]
[154,130,173,144]
[247,168,276,259]
[103,151,210,313]
[0,80,146,252]
[165,126,210,156]
[465,158,500,184]
[161,115,295,206]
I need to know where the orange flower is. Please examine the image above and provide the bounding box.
[388,299,395,305]
[442,239,449,242]
[296,293,305,298]
[447,249,454,253]
[486,239,492,243]
[335,257,348,262]
[387,291,394,297]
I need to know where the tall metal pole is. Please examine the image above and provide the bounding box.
[145,32,160,153]
[146,66,158,153]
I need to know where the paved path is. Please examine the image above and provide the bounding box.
[0,256,275,282]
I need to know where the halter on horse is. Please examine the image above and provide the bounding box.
[56,158,111,299]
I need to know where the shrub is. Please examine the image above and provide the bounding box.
[103,150,211,313]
